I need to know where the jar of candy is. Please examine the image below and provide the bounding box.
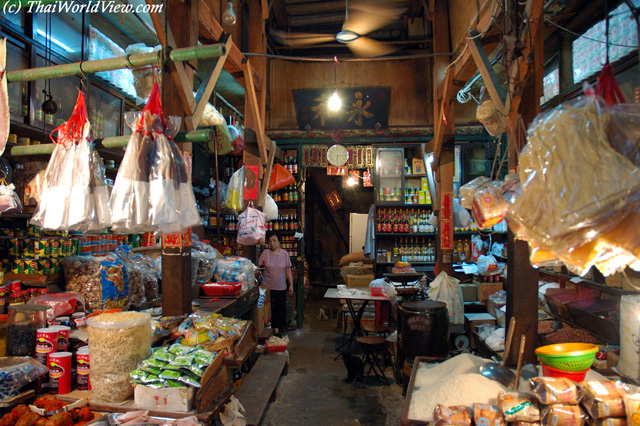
[6,304,50,356]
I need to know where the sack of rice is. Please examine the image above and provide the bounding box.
[88,311,151,403]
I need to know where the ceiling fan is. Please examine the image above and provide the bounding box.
[270,0,406,58]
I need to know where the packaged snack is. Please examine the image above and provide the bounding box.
[129,369,147,381]
[164,380,184,388]
[172,355,195,368]
[474,403,505,426]
[433,404,473,426]
[541,405,586,426]
[140,366,161,376]
[530,377,581,405]
[579,381,628,419]
[178,371,201,388]
[142,358,166,369]
[168,343,196,356]
[498,392,541,422]
[513,422,541,426]
[588,418,627,426]
[152,348,175,363]
[159,370,181,381]
[141,373,162,384]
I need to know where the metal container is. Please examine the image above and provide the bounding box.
[399,300,449,364]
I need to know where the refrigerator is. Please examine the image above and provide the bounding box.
[349,213,369,254]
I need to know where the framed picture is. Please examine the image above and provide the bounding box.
[412,158,425,175]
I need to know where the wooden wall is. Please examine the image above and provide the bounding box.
[267,58,432,129]
[448,0,491,52]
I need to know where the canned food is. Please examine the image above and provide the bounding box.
[8,134,17,144]
[27,224,40,237]
[22,240,33,257]
[11,259,23,274]
[61,239,72,256]
[9,239,21,257]
[51,259,61,274]
[14,231,24,238]
[17,136,30,145]
[34,240,49,257]
[38,259,50,275]
[49,239,60,258]
[25,260,38,275]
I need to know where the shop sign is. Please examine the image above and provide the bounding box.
[327,166,347,176]
[363,170,373,187]
[441,192,453,220]
[440,192,454,251]
[162,230,192,248]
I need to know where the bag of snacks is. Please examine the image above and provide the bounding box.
[125,43,161,100]
[541,405,586,426]
[433,404,472,426]
[579,381,628,419]
[0,357,49,399]
[474,403,505,426]
[588,418,627,426]
[530,377,581,405]
[63,255,129,312]
[498,392,540,422]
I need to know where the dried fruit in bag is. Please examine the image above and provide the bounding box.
[473,403,505,426]
[540,405,586,426]
[530,377,581,405]
[498,392,540,422]
[579,381,628,419]
[433,404,472,426]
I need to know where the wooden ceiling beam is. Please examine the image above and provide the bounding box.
[198,0,262,92]
[269,0,289,28]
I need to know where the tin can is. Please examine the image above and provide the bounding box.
[17,136,30,145]
[35,328,58,365]
[14,230,24,238]
[8,239,20,257]
[27,224,40,237]
[22,240,33,257]
[11,259,24,274]
[51,259,61,274]
[61,239,72,256]
[25,260,38,275]
[76,346,90,390]
[49,239,60,258]
[38,259,50,276]
[47,351,72,395]
[8,134,17,144]
[34,240,49,257]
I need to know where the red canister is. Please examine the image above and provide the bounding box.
[35,328,58,364]
[47,351,72,394]
[50,325,70,351]
[76,346,91,390]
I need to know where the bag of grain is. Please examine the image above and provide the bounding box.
[530,377,581,405]
[579,381,628,419]
[433,404,472,426]
[88,311,151,403]
[474,403,505,426]
[588,418,628,426]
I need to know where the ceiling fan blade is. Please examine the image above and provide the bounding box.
[343,1,406,36]
[347,37,398,58]
[270,30,336,47]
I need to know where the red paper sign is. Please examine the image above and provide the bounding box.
[244,165,258,200]
[327,166,347,176]
[162,229,192,248]
[363,170,373,187]
[441,192,453,220]
[440,220,453,250]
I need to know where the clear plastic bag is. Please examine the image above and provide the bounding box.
[214,256,256,290]
[459,176,490,209]
[31,91,111,232]
[125,43,161,100]
[0,357,49,399]
[237,205,266,246]
[0,183,21,214]
[472,183,508,229]
[27,292,85,320]
[114,245,158,302]
[507,95,640,276]
[225,166,245,212]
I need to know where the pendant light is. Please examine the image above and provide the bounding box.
[328,57,341,111]
[222,1,237,26]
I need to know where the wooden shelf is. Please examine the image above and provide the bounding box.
[539,269,632,297]
[376,232,436,237]
[376,202,432,207]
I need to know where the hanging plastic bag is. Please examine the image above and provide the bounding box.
[231,124,245,156]
[125,43,161,101]
[477,254,499,275]
[0,183,21,214]
[196,95,225,127]
[453,198,472,229]
[594,63,625,107]
[31,91,111,232]
[472,184,508,229]
[225,166,245,212]
[264,194,278,222]
[426,271,464,325]
[459,176,490,210]
[237,204,266,246]
[268,163,295,192]
[209,123,233,156]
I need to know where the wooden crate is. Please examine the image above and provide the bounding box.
[346,274,374,288]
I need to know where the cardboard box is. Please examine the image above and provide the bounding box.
[346,274,375,288]
[460,284,477,302]
[475,280,503,304]
[134,385,195,412]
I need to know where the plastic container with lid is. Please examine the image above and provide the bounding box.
[0,313,8,356]
[6,304,50,356]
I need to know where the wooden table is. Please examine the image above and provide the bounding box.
[324,288,388,356]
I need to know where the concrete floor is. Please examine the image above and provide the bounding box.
[261,297,405,426]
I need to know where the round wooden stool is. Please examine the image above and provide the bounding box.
[356,336,391,387]
[361,322,389,337]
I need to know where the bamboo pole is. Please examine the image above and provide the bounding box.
[10,129,215,156]
[6,43,226,83]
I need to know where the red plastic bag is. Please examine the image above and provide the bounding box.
[595,63,625,106]
[268,163,294,192]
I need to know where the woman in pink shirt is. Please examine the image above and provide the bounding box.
[258,232,294,335]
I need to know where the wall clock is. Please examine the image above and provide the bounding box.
[327,144,349,167]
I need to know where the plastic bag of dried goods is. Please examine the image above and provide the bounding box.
[530,377,581,405]
[459,176,490,209]
[427,271,464,324]
[125,43,161,100]
[507,94,640,277]
[32,91,111,232]
[0,183,21,214]
[0,357,49,399]
[472,184,508,229]
[237,205,266,246]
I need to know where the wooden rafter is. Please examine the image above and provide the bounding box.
[467,29,507,112]
[243,59,272,161]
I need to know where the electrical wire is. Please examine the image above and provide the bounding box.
[241,51,459,62]
[544,16,639,48]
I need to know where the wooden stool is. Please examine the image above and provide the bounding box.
[361,322,389,337]
[356,336,391,387]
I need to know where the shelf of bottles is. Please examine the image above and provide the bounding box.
[377,236,436,264]
[269,183,298,204]
[280,236,299,257]
[266,212,298,233]
[375,207,435,234]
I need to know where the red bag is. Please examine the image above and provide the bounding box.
[268,163,295,192]
[595,63,626,106]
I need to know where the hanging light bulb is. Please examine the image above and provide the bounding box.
[222,0,237,26]
[328,90,341,111]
